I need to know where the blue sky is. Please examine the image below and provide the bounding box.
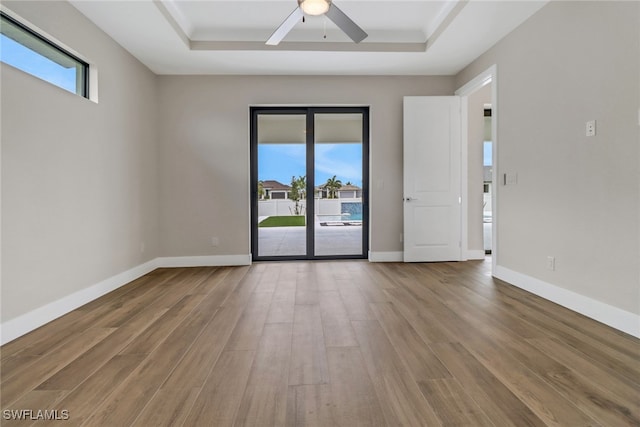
[484,141,493,166]
[0,33,77,93]
[259,143,363,188]
[260,140,486,187]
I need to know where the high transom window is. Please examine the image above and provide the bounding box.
[0,12,89,98]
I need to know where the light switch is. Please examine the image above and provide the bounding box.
[546,256,555,271]
[503,172,517,186]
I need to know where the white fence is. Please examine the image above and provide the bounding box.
[258,198,361,217]
[258,200,306,217]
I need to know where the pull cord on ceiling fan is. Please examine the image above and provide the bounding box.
[266,0,368,46]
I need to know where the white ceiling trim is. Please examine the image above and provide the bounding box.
[156,0,467,53]
[68,0,549,75]
[154,0,190,47]
[189,40,427,52]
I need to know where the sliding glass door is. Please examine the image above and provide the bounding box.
[251,107,369,261]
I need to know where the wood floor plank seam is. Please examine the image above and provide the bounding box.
[409,262,640,387]
[0,268,191,365]
[458,338,604,426]
[109,269,230,357]
[2,260,639,427]
[127,267,255,426]
[525,336,640,404]
[452,265,639,358]
[49,268,248,426]
[78,309,221,427]
[522,339,640,425]
[429,341,548,426]
[79,268,252,426]
[1,327,118,409]
[482,271,640,351]
[488,286,640,384]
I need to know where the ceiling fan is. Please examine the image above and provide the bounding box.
[266,0,368,46]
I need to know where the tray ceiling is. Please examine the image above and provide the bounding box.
[69,0,548,75]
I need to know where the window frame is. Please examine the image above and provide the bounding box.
[0,11,89,98]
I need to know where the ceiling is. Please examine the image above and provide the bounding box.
[69,0,548,75]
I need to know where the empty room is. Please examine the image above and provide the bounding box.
[1,0,638,425]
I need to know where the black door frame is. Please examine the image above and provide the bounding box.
[250,106,370,261]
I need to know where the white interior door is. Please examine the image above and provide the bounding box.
[403,96,462,262]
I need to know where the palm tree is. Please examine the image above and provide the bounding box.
[295,176,306,200]
[324,175,342,199]
[258,180,266,200]
[289,175,306,215]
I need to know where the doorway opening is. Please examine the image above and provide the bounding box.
[483,107,493,254]
[250,106,369,261]
[455,64,497,272]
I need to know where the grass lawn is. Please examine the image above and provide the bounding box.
[259,216,306,227]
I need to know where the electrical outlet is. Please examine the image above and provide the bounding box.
[211,237,220,247]
[586,120,596,137]
[546,256,555,271]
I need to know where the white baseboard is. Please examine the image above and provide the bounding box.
[0,259,159,345]
[495,265,640,339]
[0,254,252,345]
[156,254,251,267]
[369,251,404,262]
[465,249,486,260]
[372,250,487,262]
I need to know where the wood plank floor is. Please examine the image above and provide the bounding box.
[1,260,639,426]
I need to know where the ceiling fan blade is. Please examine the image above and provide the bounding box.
[325,3,368,43]
[266,7,304,46]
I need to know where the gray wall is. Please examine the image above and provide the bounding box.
[156,75,455,257]
[1,1,160,322]
[456,1,640,314]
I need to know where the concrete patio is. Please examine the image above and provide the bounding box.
[258,223,363,257]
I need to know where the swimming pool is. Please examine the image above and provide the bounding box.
[317,213,361,221]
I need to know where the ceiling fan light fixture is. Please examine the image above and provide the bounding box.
[268,0,366,46]
[298,0,330,16]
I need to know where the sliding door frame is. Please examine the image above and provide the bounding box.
[250,106,369,261]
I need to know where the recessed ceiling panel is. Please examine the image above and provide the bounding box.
[68,0,548,75]
[183,2,443,35]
